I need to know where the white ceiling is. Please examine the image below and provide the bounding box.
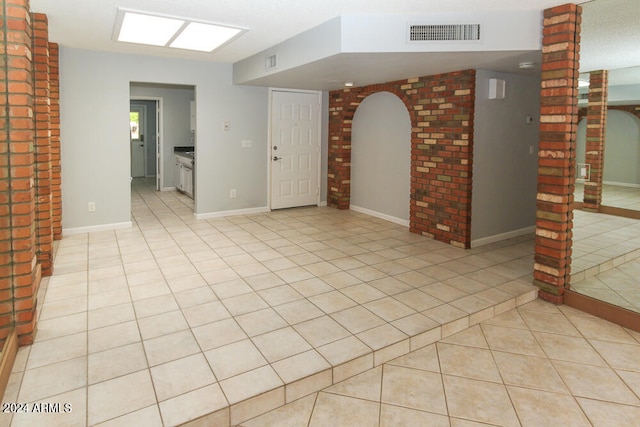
[29,0,640,89]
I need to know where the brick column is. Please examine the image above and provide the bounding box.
[32,12,53,275]
[534,4,581,304]
[1,0,41,346]
[49,41,60,240]
[582,70,608,210]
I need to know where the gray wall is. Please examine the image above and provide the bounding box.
[471,70,540,244]
[60,48,270,230]
[130,84,194,188]
[577,110,640,185]
[351,91,411,224]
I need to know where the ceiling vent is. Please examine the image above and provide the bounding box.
[409,24,481,42]
[265,54,277,70]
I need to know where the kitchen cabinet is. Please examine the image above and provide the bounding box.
[174,153,194,198]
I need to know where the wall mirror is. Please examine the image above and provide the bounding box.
[570,0,640,315]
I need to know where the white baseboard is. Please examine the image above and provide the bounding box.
[471,226,535,248]
[162,186,176,192]
[603,181,640,188]
[318,201,328,207]
[63,221,132,236]
[349,205,410,227]
[195,206,270,220]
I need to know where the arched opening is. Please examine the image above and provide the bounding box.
[351,92,412,225]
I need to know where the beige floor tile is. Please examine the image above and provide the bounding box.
[182,300,231,327]
[10,387,87,427]
[289,278,334,297]
[137,310,189,341]
[534,331,607,365]
[272,350,331,383]
[577,397,640,427]
[132,294,179,319]
[508,386,591,427]
[481,308,528,329]
[173,286,218,309]
[369,276,414,295]
[205,339,268,381]
[235,307,288,337]
[273,299,325,325]
[221,293,269,316]
[554,360,640,405]
[493,351,569,394]
[423,303,467,324]
[481,324,545,357]
[143,330,201,367]
[357,324,408,351]
[330,305,386,334]
[386,344,440,372]
[308,392,380,427]
[364,297,415,322]
[437,342,502,383]
[391,312,439,336]
[88,321,141,354]
[340,283,386,304]
[87,370,156,425]
[35,312,87,342]
[18,357,87,403]
[240,393,315,427]
[192,318,248,351]
[569,315,638,344]
[380,404,450,427]
[316,335,372,366]
[443,375,520,426]
[439,324,488,348]
[590,339,640,371]
[94,405,162,427]
[393,289,442,311]
[309,291,357,314]
[39,296,88,321]
[210,278,254,299]
[293,315,351,348]
[382,364,447,414]
[258,284,304,306]
[422,283,468,303]
[326,365,382,401]
[150,354,216,402]
[219,365,283,404]
[252,327,312,362]
[88,342,147,384]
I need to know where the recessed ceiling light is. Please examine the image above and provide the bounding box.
[170,22,242,52]
[344,81,355,87]
[114,8,246,53]
[118,12,185,46]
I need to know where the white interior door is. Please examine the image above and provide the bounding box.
[271,90,321,209]
[130,104,145,178]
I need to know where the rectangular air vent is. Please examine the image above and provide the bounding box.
[265,54,277,70]
[409,24,481,42]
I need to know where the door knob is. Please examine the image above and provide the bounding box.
[273,156,282,161]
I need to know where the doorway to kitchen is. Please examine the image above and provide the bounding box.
[130,82,196,217]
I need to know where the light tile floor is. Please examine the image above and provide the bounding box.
[2,178,638,426]
[242,300,640,427]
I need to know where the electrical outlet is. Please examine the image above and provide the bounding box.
[88,201,96,212]
[223,121,231,131]
[229,189,237,199]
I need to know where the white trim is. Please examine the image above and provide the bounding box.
[131,96,163,192]
[268,88,323,210]
[63,221,132,236]
[195,206,270,220]
[471,226,536,248]
[162,186,177,192]
[350,205,410,227]
[318,201,327,207]
[603,180,640,189]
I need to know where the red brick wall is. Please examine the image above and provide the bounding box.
[1,0,56,347]
[583,70,608,210]
[534,4,582,304]
[328,70,476,248]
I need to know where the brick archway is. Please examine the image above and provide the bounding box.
[328,70,476,248]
